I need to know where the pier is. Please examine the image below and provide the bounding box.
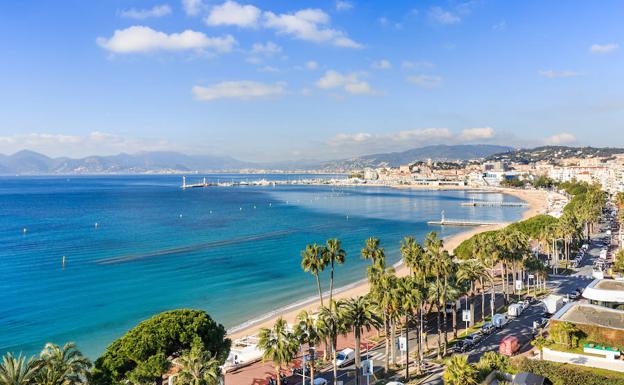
[427,210,505,226]
[460,200,528,207]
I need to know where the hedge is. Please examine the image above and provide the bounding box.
[511,357,624,385]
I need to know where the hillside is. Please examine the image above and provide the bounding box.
[322,144,513,169]
[487,146,624,164]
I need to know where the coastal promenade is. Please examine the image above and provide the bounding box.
[224,187,555,385]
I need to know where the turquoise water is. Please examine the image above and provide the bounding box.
[0,175,525,358]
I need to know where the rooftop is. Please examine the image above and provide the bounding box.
[555,303,624,330]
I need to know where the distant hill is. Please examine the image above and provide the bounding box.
[0,150,255,175]
[486,146,624,164]
[322,144,513,169]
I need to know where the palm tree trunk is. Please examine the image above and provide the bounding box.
[443,307,448,356]
[329,260,335,304]
[310,355,315,385]
[390,319,396,366]
[354,329,361,385]
[315,274,324,308]
[479,278,485,321]
[405,315,410,381]
[436,306,442,359]
[276,366,282,385]
[452,302,458,339]
[384,314,389,372]
[416,310,422,375]
[332,339,338,385]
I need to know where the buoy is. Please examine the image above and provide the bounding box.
[253,205,256,209]
[240,207,243,211]
[94,222,99,228]
[22,228,27,234]
[62,256,66,268]
[346,215,349,220]
[210,210,213,214]
[269,203,272,207]
[179,214,183,218]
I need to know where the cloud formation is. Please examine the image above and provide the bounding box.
[192,81,286,101]
[199,2,361,48]
[97,26,236,54]
[205,1,261,27]
[590,43,619,54]
[538,70,581,78]
[251,41,282,55]
[120,4,172,19]
[316,70,375,95]
[335,1,353,11]
[182,0,204,16]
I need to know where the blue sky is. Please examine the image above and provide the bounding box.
[0,0,623,161]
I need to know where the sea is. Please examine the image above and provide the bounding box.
[0,174,526,358]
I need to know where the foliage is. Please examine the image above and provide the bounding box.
[443,355,478,385]
[36,343,91,385]
[532,176,555,189]
[549,321,583,349]
[507,215,558,240]
[512,356,624,385]
[476,352,510,374]
[614,249,624,273]
[500,177,526,188]
[0,353,40,385]
[174,346,220,385]
[93,310,230,385]
[258,318,299,385]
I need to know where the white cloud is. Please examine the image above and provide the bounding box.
[538,70,581,78]
[258,65,279,73]
[192,81,286,101]
[590,43,619,54]
[305,60,319,70]
[182,0,204,16]
[316,70,375,95]
[428,7,460,24]
[120,4,172,19]
[492,20,506,31]
[459,127,496,141]
[251,41,282,55]
[406,74,443,88]
[335,1,353,11]
[0,132,179,158]
[205,1,261,27]
[371,59,391,70]
[96,26,236,54]
[544,132,576,145]
[264,8,361,48]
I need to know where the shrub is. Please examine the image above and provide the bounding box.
[512,357,624,385]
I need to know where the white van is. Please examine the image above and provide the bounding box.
[336,348,355,367]
[507,303,524,318]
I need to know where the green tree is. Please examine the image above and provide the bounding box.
[301,243,327,308]
[443,355,478,385]
[531,336,552,360]
[175,346,221,385]
[425,232,453,358]
[342,296,381,385]
[258,318,300,385]
[400,236,424,276]
[0,353,40,385]
[322,239,346,305]
[93,310,230,385]
[396,276,425,379]
[36,343,91,385]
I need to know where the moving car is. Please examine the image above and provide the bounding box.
[499,335,520,356]
[481,322,495,335]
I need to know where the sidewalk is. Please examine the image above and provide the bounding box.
[540,347,624,372]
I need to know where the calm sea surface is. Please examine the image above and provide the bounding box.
[0,175,525,357]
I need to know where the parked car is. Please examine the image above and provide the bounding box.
[492,313,508,328]
[481,322,495,335]
[313,378,328,385]
[336,348,355,367]
[532,318,548,331]
[465,332,483,345]
[508,303,525,317]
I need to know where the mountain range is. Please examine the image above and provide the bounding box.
[0,144,513,175]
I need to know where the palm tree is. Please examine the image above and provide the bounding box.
[293,310,321,385]
[361,237,386,287]
[36,343,91,385]
[531,336,551,360]
[342,296,381,385]
[456,259,489,328]
[442,355,478,385]
[370,269,397,372]
[258,318,300,385]
[400,236,424,276]
[317,300,348,385]
[0,353,39,385]
[301,243,327,308]
[475,234,500,319]
[396,276,425,379]
[322,239,346,305]
[175,346,221,385]
[425,231,452,359]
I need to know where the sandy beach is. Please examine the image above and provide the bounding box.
[227,187,549,340]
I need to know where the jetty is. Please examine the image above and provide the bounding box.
[460,200,528,207]
[427,210,505,227]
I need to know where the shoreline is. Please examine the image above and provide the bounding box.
[226,186,550,340]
